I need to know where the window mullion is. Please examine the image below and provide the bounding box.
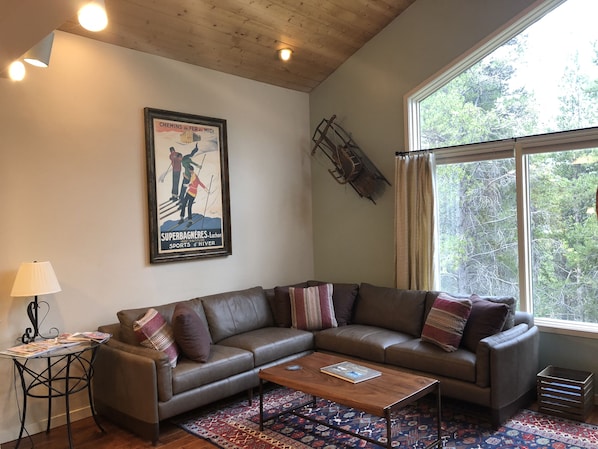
[515,143,533,314]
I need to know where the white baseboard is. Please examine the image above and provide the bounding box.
[0,405,91,445]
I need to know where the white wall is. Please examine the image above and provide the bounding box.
[0,31,312,443]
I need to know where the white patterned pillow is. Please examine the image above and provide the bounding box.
[133,308,179,367]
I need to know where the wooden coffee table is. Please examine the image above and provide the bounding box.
[258,352,441,449]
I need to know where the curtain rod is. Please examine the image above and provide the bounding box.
[395,149,432,157]
[395,137,519,157]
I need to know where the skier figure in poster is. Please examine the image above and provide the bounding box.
[179,144,201,204]
[168,147,183,201]
[179,164,207,224]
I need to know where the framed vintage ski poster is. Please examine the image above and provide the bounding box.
[144,108,232,263]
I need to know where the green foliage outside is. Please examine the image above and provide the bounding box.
[421,30,598,323]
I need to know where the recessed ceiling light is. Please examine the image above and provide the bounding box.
[278,48,293,62]
[9,61,26,81]
[78,0,108,32]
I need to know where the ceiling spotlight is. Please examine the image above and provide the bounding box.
[24,32,55,68]
[9,61,26,81]
[278,48,293,62]
[78,0,108,32]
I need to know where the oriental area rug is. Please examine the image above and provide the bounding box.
[173,387,598,449]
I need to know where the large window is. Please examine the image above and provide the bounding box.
[409,0,598,333]
[528,146,598,324]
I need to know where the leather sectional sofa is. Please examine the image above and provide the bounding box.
[92,281,539,443]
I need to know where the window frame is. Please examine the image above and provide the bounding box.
[404,0,598,338]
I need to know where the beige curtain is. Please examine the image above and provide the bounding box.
[395,152,436,290]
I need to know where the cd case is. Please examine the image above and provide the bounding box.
[320,361,381,383]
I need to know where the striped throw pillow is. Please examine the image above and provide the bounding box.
[289,284,338,331]
[421,293,472,352]
[134,308,180,367]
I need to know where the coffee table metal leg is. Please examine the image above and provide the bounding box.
[259,378,264,431]
[385,409,392,449]
[436,385,442,448]
[424,383,442,449]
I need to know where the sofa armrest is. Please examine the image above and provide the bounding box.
[514,311,534,327]
[477,324,539,411]
[94,334,173,403]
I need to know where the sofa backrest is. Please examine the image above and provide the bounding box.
[425,291,517,331]
[352,283,427,337]
[116,297,207,346]
[201,286,274,343]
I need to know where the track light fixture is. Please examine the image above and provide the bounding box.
[23,32,55,68]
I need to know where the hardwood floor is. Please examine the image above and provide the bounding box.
[2,404,597,449]
[0,418,217,449]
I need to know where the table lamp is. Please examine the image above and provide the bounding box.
[10,261,62,344]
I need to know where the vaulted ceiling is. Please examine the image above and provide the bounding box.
[2,0,415,92]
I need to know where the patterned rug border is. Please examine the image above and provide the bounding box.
[174,387,598,449]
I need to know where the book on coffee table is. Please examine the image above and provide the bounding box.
[320,361,381,383]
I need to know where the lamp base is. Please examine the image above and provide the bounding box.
[21,296,58,344]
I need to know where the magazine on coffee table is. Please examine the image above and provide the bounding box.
[320,361,382,383]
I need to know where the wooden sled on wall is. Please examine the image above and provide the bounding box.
[311,115,390,204]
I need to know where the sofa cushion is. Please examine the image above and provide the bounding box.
[172,303,211,362]
[353,283,427,337]
[133,308,180,367]
[289,284,338,331]
[421,294,472,352]
[272,282,308,327]
[172,344,254,395]
[479,296,516,330]
[386,339,477,383]
[201,286,274,343]
[460,294,509,352]
[218,327,314,366]
[315,324,413,363]
[307,281,359,326]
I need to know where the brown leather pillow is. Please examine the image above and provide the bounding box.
[172,303,211,362]
[308,281,359,326]
[461,294,509,352]
[272,282,308,327]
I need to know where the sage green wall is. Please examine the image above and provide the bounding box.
[309,0,598,387]
[309,0,539,286]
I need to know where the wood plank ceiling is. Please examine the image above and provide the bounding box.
[58,0,416,92]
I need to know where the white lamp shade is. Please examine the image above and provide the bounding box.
[23,32,54,68]
[11,261,62,297]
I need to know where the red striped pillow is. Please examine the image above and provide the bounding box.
[421,293,472,352]
[133,308,180,367]
[289,284,338,331]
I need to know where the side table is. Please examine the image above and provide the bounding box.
[3,342,106,449]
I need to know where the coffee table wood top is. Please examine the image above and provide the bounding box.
[259,352,439,417]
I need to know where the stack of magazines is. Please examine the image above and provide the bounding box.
[1,340,80,358]
[0,332,111,358]
[58,331,111,343]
